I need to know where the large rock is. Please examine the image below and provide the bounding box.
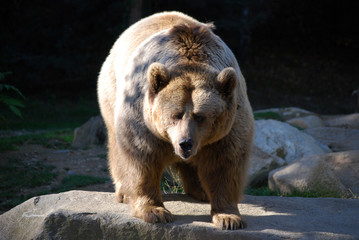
[248,146,286,187]
[1,191,359,240]
[304,127,359,152]
[322,113,359,129]
[323,151,359,196]
[254,120,331,163]
[72,115,107,149]
[268,155,346,196]
[286,115,325,129]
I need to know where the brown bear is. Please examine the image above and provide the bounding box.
[97,11,254,230]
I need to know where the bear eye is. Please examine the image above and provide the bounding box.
[194,114,206,123]
[171,112,184,121]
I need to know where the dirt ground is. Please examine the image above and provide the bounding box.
[0,143,114,200]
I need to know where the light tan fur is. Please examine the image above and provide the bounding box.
[97,11,254,230]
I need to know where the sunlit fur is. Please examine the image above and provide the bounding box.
[97,11,254,230]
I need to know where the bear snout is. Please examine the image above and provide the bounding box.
[178,138,194,159]
[179,138,193,152]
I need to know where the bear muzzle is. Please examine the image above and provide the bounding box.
[178,138,195,159]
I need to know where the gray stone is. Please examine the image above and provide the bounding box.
[1,191,359,240]
[323,151,359,196]
[254,120,331,163]
[248,146,286,187]
[72,115,107,149]
[268,155,346,196]
[286,115,325,129]
[322,113,359,129]
[304,127,359,152]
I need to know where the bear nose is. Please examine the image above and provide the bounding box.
[179,139,193,152]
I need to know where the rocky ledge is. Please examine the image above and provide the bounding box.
[1,190,358,240]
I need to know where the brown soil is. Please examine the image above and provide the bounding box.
[0,143,114,200]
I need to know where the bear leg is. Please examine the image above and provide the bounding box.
[198,164,246,230]
[130,165,174,223]
[107,133,131,203]
[173,162,209,202]
[108,129,173,224]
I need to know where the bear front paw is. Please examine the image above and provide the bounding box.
[134,205,174,224]
[212,213,246,230]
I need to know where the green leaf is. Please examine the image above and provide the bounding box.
[0,95,25,108]
[9,105,23,118]
[0,84,25,99]
[10,86,25,99]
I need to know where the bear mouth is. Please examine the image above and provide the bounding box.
[180,151,192,160]
[176,147,197,160]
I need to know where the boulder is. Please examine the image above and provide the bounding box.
[1,191,359,240]
[323,151,359,196]
[248,146,286,187]
[268,155,346,196]
[254,120,331,163]
[304,127,359,152]
[322,113,359,129]
[286,115,325,129]
[72,115,107,149]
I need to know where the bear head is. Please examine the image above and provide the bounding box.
[144,62,238,160]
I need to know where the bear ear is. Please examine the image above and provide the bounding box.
[215,67,238,98]
[147,62,170,96]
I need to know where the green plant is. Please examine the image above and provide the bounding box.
[254,111,283,121]
[347,188,359,199]
[0,72,25,120]
[245,187,278,196]
[161,167,184,194]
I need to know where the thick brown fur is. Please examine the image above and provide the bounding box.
[97,11,254,230]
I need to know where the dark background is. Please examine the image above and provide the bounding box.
[1,0,358,114]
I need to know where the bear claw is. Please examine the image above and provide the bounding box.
[115,193,130,203]
[135,206,173,224]
[212,213,246,230]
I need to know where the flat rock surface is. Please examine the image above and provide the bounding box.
[1,191,358,240]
